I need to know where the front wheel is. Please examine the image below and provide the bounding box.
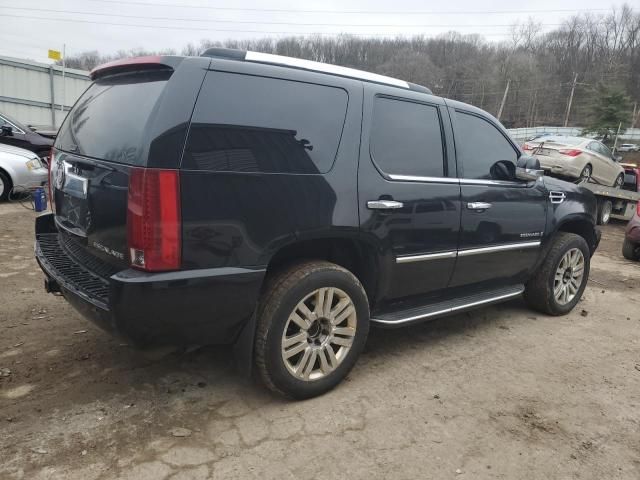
[254,261,369,399]
[524,233,590,316]
[0,170,11,202]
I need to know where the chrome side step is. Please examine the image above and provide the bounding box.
[371,285,524,327]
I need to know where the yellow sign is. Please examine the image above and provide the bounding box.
[48,49,61,61]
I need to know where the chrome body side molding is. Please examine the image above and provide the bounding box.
[396,251,457,264]
[395,241,541,263]
[457,241,541,257]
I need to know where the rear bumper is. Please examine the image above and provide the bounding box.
[35,214,265,346]
[537,156,582,178]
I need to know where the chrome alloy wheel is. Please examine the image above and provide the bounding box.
[281,287,356,381]
[554,248,585,305]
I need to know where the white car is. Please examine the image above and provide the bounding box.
[523,136,625,187]
[616,143,640,152]
[0,143,48,201]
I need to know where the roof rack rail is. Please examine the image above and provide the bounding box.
[201,48,431,93]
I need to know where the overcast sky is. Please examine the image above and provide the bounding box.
[0,0,630,64]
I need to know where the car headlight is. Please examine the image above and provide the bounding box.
[25,158,43,170]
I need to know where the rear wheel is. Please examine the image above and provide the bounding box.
[524,233,590,316]
[613,173,624,189]
[0,170,11,202]
[622,238,640,261]
[597,199,612,225]
[254,261,369,399]
[579,164,592,182]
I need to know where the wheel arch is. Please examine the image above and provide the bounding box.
[234,234,381,378]
[554,215,599,255]
[263,235,381,304]
[0,166,14,198]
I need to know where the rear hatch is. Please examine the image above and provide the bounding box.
[51,56,207,272]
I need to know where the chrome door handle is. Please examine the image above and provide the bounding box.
[367,200,404,210]
[467,202,492,210]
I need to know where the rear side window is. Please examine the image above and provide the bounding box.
[56,70,171,165]
[182,72,348,174]
[454,111,518,179]
[370,97,445,177]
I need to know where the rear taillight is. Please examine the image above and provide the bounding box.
[127,168,181,271]
[522,143,533,151]
[48,148,55,212]
[637,201,640,217]
[558,149,582,157]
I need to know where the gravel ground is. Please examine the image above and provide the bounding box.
[0,202,639,480]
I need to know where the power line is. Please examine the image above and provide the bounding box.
[0,6,577,28]
[18,0,609,16]
[0,14,532,37]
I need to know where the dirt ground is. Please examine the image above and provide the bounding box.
[0,202,639,480]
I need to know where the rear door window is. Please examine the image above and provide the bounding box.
[183,72,348,174]
[55,70,172,165]
[369,96,446,177]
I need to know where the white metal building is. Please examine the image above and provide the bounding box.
[0,55,90,129]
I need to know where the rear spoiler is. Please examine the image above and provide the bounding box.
[90,56,177,80]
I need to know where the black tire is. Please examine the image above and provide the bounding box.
[613,173,624,189]
[622,238,640,261]
[579,164,592,181]
[596,199,612,225]
[524,233,590,316]
[0,170,11,202]
[254,260,369,399]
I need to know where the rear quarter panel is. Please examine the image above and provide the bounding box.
[180,64,364,269]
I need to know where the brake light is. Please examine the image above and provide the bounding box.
[558,149,582,157]
[90,56,169,80]
[48,148,55,213]
[522,143,533,150]
[127,168,181,271]
[637,200,640,216]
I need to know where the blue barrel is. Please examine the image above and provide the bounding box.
[33,187,48,212]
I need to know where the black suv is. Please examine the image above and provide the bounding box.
[35,50,600,399]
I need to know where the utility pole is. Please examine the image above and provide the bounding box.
[613,122,622,151]
[564,73,578,127]
[632,102,638,129]
[497,78,510,121]
[61,43,66,116]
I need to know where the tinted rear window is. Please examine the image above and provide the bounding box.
[182,72,348,174]
[370,97,445,177]
[55,71,171,165]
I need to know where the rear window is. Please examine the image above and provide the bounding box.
[55,70,171,165]
[182,72,348,174]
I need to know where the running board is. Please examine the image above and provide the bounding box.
[371,285,525,328]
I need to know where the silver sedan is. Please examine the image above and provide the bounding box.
[0,143,48,201]
[523,136,625,187]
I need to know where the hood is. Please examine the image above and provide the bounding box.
[0,143,40,160]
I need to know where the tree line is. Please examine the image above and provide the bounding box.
[60,4,640,130]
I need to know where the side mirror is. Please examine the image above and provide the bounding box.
[515,154,544,181]
[0,125,13,137]
[490,160,516,181]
